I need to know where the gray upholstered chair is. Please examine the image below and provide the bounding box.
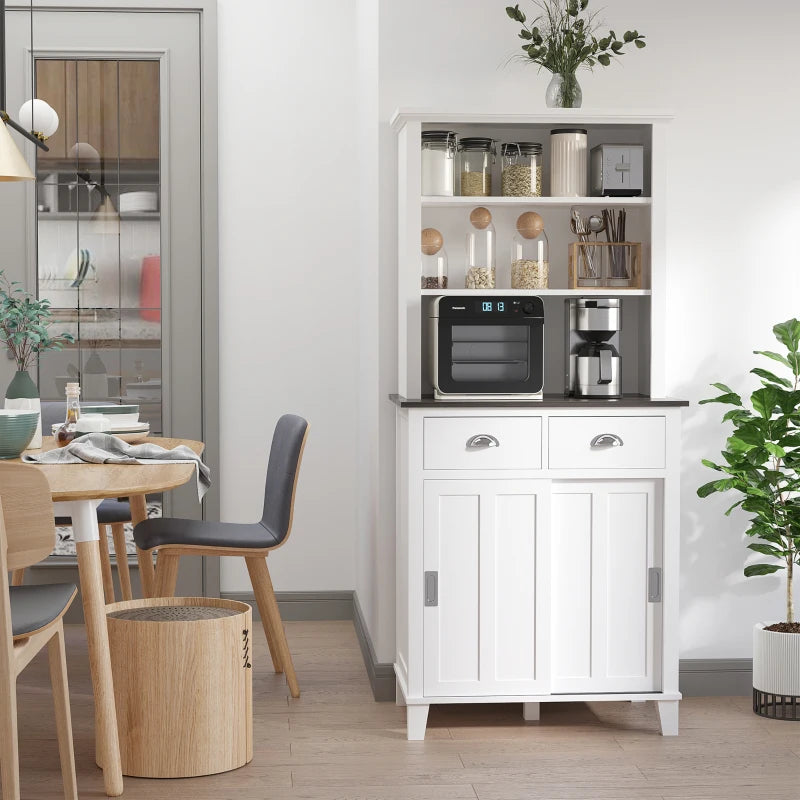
[0,465,78,800]
[134,413,309,698]
[21,401,135,602]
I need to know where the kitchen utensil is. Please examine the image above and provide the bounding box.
[571,209,596,278]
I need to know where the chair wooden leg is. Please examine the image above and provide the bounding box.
[48,622,78,800]
[0,669,20,800]
[10,568,24,586]
[130,495,155,598]
[246,556,298,697]
[110,523,133,601]
[98,524,116,604]
[154,552,180,598]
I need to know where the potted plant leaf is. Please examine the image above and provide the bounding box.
[0,270,73,448]
[698,319,800,720]
[505,0,646,108]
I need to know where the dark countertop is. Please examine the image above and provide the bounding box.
[390,394,689,409]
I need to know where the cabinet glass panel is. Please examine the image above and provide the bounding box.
[34,57,162,558]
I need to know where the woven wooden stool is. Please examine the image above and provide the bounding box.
[105,597,253,778]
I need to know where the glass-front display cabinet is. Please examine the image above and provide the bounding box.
[34,58,162,434]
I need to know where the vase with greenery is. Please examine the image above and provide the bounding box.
[505,0,646,108]
[0,270,73,447]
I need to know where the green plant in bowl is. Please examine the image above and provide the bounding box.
[0,409,40,459]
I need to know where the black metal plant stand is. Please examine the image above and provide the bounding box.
[753,688,800,721]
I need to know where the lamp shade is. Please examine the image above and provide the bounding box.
[18,99,59,139]
[0,119,35,181]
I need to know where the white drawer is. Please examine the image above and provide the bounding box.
[548,416,666,469]
[423,417,542,471]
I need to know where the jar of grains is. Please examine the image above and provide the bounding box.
[501,142,543,197]
[421,228,448,289]
[458,137,495,197]
[421,130,457,196]
[510,212,549,290]
[465,207,496,289]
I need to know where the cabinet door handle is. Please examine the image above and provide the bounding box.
[648,567,662,603]
[590,433,624,449]
[467,434,500,450]
[424,571,438,606]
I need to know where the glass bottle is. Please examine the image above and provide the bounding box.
[501,142,543,197]
[421,228,448,289]
[421,130,457,196]
[458,138,495,197]
[511,212,549,289]
[56,382,81,447]
[465,207,496,289]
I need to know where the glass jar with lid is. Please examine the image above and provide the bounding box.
[511,212,549,289]
[421,130,457,196]
[458,137,495,197]
[501,142,543,197]
[465,207,496,289]
[421,228,448,289]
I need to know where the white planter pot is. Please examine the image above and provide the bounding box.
[4,395,42,449]
[753,623,800,695]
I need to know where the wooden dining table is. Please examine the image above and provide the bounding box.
[12,435,204,797]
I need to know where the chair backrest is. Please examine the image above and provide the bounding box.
[260,414,309,546]
[0,464,56,571]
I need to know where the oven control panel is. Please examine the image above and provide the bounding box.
[436,296,544,319]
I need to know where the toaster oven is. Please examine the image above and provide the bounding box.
[429,295,544,400]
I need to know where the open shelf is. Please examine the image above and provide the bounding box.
[422,196,651,208]
[420,288,651,297]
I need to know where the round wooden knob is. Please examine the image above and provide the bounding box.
[469,207,492,230]
[421,228,443,255]
[516,211,544,239]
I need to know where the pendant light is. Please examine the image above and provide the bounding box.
[0,0,51,182]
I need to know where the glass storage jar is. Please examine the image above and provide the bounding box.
[421,130,457,196]
[501,142,543,197]
[421,228,448,289]
[511,212,549,289]
[458,137,495,197]
[465,207,496,289]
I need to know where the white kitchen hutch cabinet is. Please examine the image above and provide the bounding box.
[391,110,686,741]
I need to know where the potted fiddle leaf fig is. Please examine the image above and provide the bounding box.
[698,319,800,719]
[0,270,73,448]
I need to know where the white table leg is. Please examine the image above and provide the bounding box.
[55,500,124,796]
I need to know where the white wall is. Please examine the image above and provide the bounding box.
[216,0,360,592]
[366,0,800,661]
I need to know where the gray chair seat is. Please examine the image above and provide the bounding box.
[134,518,280,552]
[9,584,77,638]
[55,498,131,527]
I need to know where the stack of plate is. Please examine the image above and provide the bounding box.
[119,191,158,213]
[52,403,150,443]
[81,404,140,426]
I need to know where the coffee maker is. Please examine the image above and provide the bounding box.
[565,298,622,398]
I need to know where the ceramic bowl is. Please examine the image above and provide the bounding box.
[0,409,40,459]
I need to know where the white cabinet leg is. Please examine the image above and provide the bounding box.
[406,705,429,741]
[656,700,679,736]
[522,702,540,722]
[395,679,406,707]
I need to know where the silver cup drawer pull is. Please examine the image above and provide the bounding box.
[467,434,500,450]
[590,433,624,449]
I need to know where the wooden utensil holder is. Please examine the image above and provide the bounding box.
[568,241,642,289]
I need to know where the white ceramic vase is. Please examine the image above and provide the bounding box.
[5,370,42,449]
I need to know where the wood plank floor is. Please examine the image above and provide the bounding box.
[12,620,800,799]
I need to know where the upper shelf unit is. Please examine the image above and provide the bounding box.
[394,109,672,400]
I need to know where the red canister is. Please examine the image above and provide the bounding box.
[139,255,161,322]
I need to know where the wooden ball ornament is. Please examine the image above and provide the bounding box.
[421,228,443,255]
[516,211,544,239]
[469,207,492,230]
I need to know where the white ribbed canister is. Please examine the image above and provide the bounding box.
[753,623,800,695]
[550,128,588,197]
